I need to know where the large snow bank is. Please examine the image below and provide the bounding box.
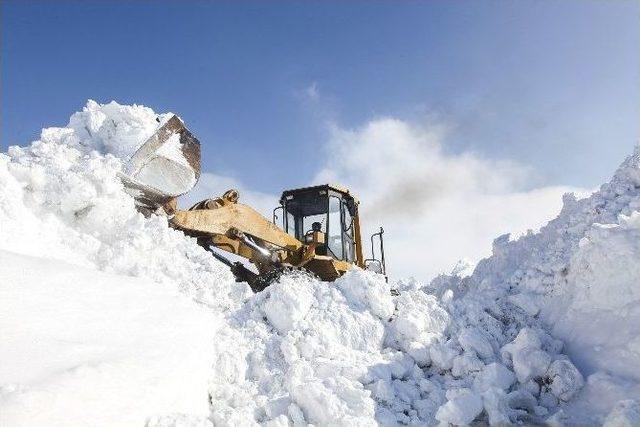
[209,264,588,425]
[202,146,640,425]
[460,146,640,424]
[1,100,639,426]
[0,100,244,309]
[0,101,247,425]
[0,250,216,426]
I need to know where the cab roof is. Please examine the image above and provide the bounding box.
[279,184,359,204]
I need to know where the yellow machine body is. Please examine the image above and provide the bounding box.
[170,184,373,291]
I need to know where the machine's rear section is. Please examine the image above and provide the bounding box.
[276,185,387,281]
[276,185,364,276]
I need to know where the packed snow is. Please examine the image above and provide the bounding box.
[0,250,216,426]
[1,100,639,426]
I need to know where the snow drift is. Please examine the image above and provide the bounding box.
[0,250,216,426]
[1,100,639,426]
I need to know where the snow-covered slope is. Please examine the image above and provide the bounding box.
[462,149,640,424]
[0,101,246,426]
[1,100,638,426]
[0,250,216,427]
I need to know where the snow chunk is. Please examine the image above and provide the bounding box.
[547,358,584,401]
[604,400,640,427]
[388,290,449,363]
[430,341,459,371]
[262,273,315,333]
[475,363,516,392]
[335,269,395,320]
[451,353,484,378]
[435,388,483,426]
[458,327,494,360]
[501,328,552,384]
[482,388,511,426]
[507,292,540,316]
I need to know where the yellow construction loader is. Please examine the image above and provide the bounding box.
[120,115,386,291]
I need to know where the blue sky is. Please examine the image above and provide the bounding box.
[2,1,639,279]
[3,0,639,193]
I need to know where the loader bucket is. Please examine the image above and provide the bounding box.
[120,115,201,208]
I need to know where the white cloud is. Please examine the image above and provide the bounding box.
[185,117,588,282]
[305,82,320,101]
[312,118,587,281]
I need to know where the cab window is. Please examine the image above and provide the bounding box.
[327,196,343,259]
[342,201,355,262]
[285,211,296,237]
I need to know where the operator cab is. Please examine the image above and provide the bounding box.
[276,184,359,264]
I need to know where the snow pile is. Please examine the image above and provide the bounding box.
[0,101,246,425]
[209,266,589,425]
[0,100,244,309]
[67,99,174,159]
[464,147,640,423]
[2,100,639,426]
[203,147,640,424]
[555,212,640,380]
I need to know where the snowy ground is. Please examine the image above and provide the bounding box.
[0,250,216,427]
[1,100,639,426]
